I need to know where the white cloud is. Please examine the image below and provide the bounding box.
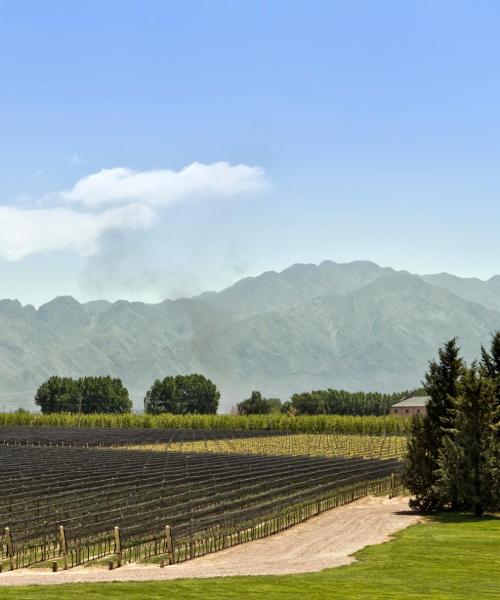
[61,161,268,208]
[0,161,267,261]
[0,204,155,261]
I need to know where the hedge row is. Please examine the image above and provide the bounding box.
[0,412,411,435]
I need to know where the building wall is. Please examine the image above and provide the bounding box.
[390,405,427,417]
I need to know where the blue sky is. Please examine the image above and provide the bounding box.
[1,1,500,305]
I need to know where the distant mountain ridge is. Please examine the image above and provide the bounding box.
[1,260,499,411]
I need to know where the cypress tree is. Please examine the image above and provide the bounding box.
[403,339,464,511]
[481,331,500,409]
[435,364,499,516]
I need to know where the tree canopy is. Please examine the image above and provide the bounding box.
[237,391,282,415]
[404,335,499,516]
[236,387,425,416]
[286,388,423,417]
[403,339,465,511]
[144,374,220,415]
[34,376,132,414]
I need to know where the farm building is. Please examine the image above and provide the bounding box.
[390,396,429,417]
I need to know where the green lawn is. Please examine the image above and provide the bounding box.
[1,514,499,600]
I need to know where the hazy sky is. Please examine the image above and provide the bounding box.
[1,1,500,306]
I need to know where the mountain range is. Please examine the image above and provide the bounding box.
[1,260,500,411]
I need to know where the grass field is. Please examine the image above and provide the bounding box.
[1,514,498,599]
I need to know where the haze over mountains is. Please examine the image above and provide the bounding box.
[1,260,500,411]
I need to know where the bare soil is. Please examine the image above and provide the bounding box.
[0,496,421,587]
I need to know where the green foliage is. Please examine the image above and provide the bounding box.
[0,411,411,435]
[289,391,324,415]
[405,337,499,514]
[436,364,500,516]
[266,398,283,413]
[402,415,436,510]
[144,374,220,415]
[288,388,417,416]
[34,376,76,413]
[403,338,464,511]
[237,391,282,415]
[481,330,500,409]
[481,330,500,379]
[425,338,464,428]
[34,376,131,414]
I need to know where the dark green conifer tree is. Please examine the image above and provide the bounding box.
[435,364,499,516]
[481,331,500,409]
[403,339,464,511]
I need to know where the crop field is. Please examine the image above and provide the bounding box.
[131,433,407,459]
[0,425,281,447]
[0,412,411,435]
[0,426,404,572]
[0,425,407,459]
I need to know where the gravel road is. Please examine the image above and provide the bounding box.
[0,495,421,587]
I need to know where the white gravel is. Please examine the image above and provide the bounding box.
[0,495,421,587]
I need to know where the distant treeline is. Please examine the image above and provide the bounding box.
[27,374,422,417]
[34,374,220,415]
[237,388,425,417]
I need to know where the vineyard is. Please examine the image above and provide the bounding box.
[0,426,405,572]
[128,433,407,459]
[0,425,282,447]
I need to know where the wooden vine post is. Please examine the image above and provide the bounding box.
[4,527,14,571]
[59,525,68,570]
[114,526,122,567]
[165,525,174,565]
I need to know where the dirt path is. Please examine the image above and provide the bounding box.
[0,496,421,587]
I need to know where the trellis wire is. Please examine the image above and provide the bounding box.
[1,473,403,571]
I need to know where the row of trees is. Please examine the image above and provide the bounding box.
[403,335,499,516]
[35,376,132,414]
[35,376,416,416]
[236,388,422,416]
[34,374,220,415]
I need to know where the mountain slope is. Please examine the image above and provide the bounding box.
[422,273,500,312]
[1,261,499,410]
